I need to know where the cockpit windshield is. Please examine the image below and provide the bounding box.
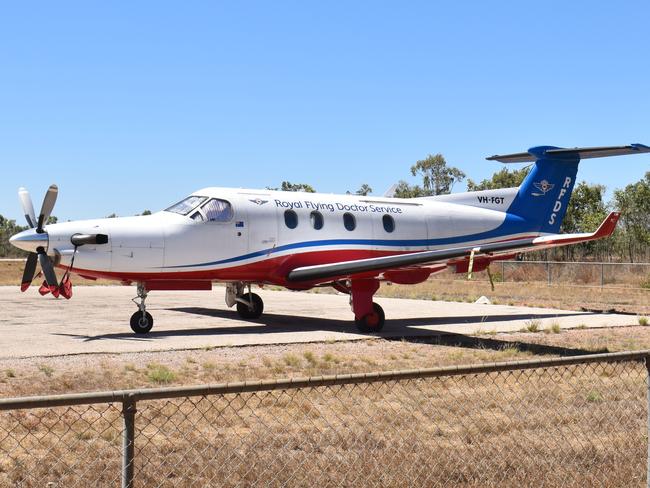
[165,196,207,215]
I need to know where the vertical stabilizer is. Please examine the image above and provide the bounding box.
[505,146,579,234]
[486,144,649,234]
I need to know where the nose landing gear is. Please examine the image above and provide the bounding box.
[130,283,154,334]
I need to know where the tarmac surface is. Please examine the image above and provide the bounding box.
[0,285,639,358]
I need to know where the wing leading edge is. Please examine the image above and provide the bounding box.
[286,212,620,283]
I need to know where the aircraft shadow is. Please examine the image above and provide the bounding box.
[172,307,588,325]
[55,306,603,356]
[386,333,604,357]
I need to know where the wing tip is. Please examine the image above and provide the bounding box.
[596,211,620,237]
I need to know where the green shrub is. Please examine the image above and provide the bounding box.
[147,364,176,384]
[524,319,541,333]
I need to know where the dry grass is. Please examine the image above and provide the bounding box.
[3,326,650,398]
[379,277,650,315]
[0,329,646,486]
[0,260,112,286]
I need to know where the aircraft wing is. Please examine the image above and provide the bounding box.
[286,212,620,283]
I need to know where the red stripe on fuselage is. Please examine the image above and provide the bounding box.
[59,235,538,287]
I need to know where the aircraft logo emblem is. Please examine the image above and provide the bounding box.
[532,180,555,197]
[249,198,269,205]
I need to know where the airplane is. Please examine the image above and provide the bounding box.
[8,144,649,335]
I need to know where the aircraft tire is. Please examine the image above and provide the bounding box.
[355,302,385,333]
[130,311,154,334]
[236,293,264,319]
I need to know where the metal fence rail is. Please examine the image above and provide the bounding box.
[0,350,649,487]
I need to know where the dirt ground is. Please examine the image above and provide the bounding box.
[1,326,648,487]
[1,324,649,398]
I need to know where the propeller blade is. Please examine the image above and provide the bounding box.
[38,252,58,293]
[18,187,37,228]
[36,184,58,233]
[20,253,38,292]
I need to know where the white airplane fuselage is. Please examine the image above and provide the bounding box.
[42,186,526,287]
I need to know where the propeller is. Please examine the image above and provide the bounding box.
[14,185,60,295]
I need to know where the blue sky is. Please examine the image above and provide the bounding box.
[1,1,648,222]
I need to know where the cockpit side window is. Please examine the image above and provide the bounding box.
[201,199,234,222]
[190,211,204,222]
[165,196,207,215]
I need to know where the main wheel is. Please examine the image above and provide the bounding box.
[130,311,154,334]
[236,293,264,319]
[355,302,385,333]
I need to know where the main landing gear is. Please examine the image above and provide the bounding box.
[226,282,264,320]
[126,279,383,335]
[130,283,153,334]
[346,279,385,333]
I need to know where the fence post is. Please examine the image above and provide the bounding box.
[600,263,604,288]
[646,357,650,488]
[122,395,137,488]
[547,262,551,286]
[501,261,505,282]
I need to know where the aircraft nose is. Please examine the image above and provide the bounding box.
[9,229,49,253]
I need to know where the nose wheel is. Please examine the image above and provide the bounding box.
[130,311,154,334]
[130,283,154,334]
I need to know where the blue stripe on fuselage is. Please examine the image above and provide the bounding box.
[162,212,532,269]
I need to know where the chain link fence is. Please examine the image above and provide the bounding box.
[0,351,649,487]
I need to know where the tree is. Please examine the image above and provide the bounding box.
[555,182,608,261]
[466,167,530,191]
[106,213,118,218]
[268,181,316,193]
[0,215,27,258]
[141,210,152,216]
[613,172,650,262]
[560,182,608,234]
[355,184,373,196]
[410,154,465,196]
[393,180,426,198]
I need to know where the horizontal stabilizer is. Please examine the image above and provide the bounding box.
[487,144,650,163]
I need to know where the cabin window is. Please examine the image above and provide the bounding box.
[201,199,234,222]
[343,212,356,231]
[190,211,204,222]
[165,196,207,215]
[310,211,324,230]
[284,210,298,229]
[382,214,395,233]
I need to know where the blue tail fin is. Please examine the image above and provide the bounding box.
[487,143,649,235]
[506,146,579,234]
